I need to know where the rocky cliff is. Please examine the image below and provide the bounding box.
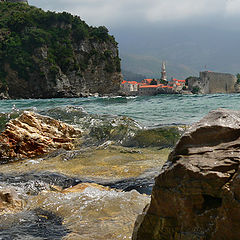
[133,109,240,240]
[0,2,122,99]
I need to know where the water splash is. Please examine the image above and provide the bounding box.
[27,186,150,240]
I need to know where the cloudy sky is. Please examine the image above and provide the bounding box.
[29,0,240,28]
[29,0,240,77]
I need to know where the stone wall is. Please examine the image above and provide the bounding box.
[201,71,237,94]
[188,71,237,94]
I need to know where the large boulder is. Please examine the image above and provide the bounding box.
[133,109,240,240]
[0,111,81,161]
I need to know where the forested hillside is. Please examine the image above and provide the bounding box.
[0,2,122,99]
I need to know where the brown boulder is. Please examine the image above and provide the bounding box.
[133,109,240,240]
[0,111,81,161]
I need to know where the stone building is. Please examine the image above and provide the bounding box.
[188,71,237,94]
[120,80,139,95]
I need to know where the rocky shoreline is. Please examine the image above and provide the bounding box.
[133,108,240,240]
[4,108,240,239]
[0,109,176,239]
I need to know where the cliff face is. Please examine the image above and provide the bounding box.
[0,3,122,99]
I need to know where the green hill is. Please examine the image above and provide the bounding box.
[0,2,122,99]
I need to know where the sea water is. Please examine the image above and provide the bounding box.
[0,93,239,127]
[0,93,239,239]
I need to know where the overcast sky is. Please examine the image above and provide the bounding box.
[28,0,240,76]
[29,0,240,29]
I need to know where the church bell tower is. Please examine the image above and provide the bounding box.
[161,61,167,82]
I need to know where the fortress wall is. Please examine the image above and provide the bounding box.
[200,71,237,94]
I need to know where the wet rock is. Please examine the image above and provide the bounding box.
[0,146,170,186]
[28,184,150,240]
[0,188,25,214]
[123,126,184,148]
[133,109,240,240]
[0,208,69,240]
[0,111,82,161]
[0,171,83,193]
[62,182,112,194]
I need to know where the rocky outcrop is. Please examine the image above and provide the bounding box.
[133,109,240,240]
[4,39,122,99]
[0,81,9,99]
[0,111,81,161]
[3,40,122,99]
[0,4,122,99]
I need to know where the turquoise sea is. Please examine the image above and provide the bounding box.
[0,93,240,127]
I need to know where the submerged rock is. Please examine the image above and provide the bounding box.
[0,208,69,240]
[123,126,184,148]
[27,184,150,240]
[133,109,240,240]
[0,111,81,161]
[0,188,25,214]
[62,182,112,194]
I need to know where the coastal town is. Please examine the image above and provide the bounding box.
[120,62,188,96]
[120,61,239,96]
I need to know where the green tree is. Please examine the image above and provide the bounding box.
[150,79,158,85]
[191,86,200,94]
[236,73,240,84]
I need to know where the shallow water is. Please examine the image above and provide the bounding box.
[1,94,237,239]
[0,142,168,239]
[26,187,150,240]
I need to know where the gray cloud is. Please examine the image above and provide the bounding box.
[29,0,240,28]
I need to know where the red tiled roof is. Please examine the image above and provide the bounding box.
[144,79,153,81]
[142,79,153,84]
[121,80,127,84]
[140,84,162,89]
[177,80,185,82]
[128,81,138,85]
[172,79,185,82]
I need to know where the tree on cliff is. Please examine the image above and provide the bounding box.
[0,2,122,98]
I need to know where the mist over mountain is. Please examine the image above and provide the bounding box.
[29,0,240,81]
[112,24,240,80]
